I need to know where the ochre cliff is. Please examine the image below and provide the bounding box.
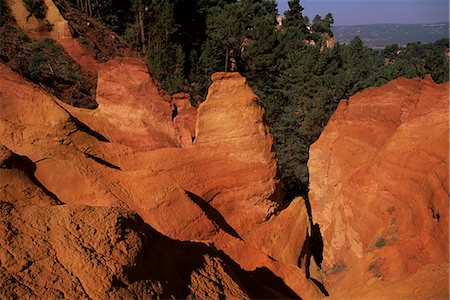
[308,76,449,298]
[2,0,448,298]
[0,1,322,295]
[0,60,321,298]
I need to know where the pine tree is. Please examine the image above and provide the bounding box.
[206,2,246,72]
[283,0,308,33]
[147,0,185,93]
[241,1,279,98]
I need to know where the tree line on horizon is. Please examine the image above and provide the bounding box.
[25,0,450,199]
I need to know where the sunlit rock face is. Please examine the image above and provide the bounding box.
[309,76,449,298]
[0,45,319,299]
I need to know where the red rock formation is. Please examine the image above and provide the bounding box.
[173,92,197,148]
[1,201,308,299]
[308,76,449,297]
[90,58,180,150]
[0,145,60,206]
[0,55,322,297]
[0,1,323,297]
[0,61,323,297]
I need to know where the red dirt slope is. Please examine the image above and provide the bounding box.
[308,76,449,298]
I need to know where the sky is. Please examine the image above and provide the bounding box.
[276,0,450,25]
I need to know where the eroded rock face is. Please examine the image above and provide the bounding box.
[1,1,323,297]
[93,58,180,151]
[1,202,304,299]
[0,35,319,300]
[193,72,282,234]
[173,92,197,148]
[0,62,320,297]
[0,145,61,207]
[308,76,449,297]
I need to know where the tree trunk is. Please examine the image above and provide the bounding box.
[230,49,236,71]
[138,8,146,54]
[87,0,93,17]
[225,47,229,72]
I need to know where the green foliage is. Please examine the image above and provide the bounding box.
[28,52,44,79]
[25,39,97,107]
[283,0,308,32]
[194,0,279,94]
[147,0,185,93]
[91,0,133,34]
[375,237,386,248]
[196,37,224,96]
[383,44,400,60]
[0,4,97,109]
[311,13,334,38]
[381,39,449,84]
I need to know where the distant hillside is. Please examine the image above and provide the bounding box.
[333,22,449,48]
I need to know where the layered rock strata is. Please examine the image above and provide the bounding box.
[0,2,321,293]
[308,76,449,298]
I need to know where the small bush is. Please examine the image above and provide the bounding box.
[375,237,386,248]
[368,261,383,278]
[18,31,31,42]
[1,6,98,109]
[331,262,346,274]
[387,206,396,213]
[23,0,47,19]
[38,19,54,32]
[28,52,44,79]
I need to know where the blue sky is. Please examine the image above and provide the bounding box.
[276,0,450,25]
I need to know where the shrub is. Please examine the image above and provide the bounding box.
[331,262,346,274]
[387,206,396,213]
[375,237,386,248]
[1,5,98,109]
[28,52,43,79]
[38,19,54,32]
[23,0,47,19]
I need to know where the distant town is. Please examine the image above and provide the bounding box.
[332,22,449,48]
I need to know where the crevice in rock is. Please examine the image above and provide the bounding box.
[430,207,440,222]
[171,104,178,120]
[84,153,121,170]
[297,192,327,296]
[52,101,109,142]
[310,278,329,297]
[69,115,109,142]
[1,153,64,204]
[111,275,128,289]
[185,191,242,240]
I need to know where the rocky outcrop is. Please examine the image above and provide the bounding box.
[0,202,306,299]
[0,10,322,291]
[193,72,282,233]
[0,145,61,207]
[0,57,322,297]
[173,92,197,148]
[89,58,180,151]
[1,0,316,297]
[308,76,449,297]
[5,1,448,296]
